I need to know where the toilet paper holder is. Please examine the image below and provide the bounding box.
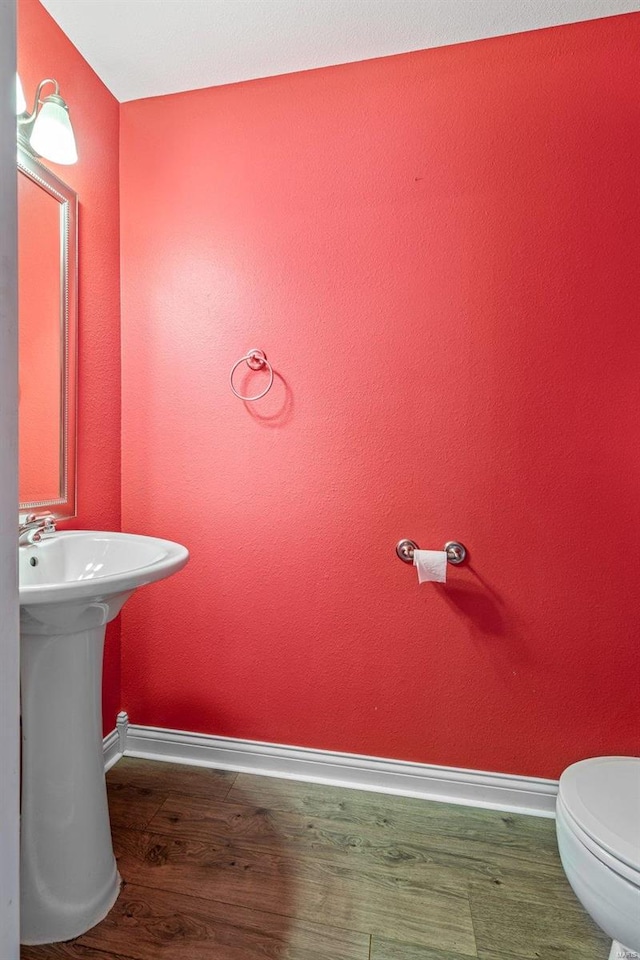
[396,539,467,565]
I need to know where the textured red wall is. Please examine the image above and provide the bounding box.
[120,14,640,778]
[18,0,121,733]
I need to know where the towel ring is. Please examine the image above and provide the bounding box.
[230,349,274,401]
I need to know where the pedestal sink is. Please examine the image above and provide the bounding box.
[19,531,189,945]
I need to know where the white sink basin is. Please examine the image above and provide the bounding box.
[20,531,188,631]
[19,531,189,945]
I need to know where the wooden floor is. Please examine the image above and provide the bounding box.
[22,757,611,960]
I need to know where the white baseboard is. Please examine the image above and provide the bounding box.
[102,728,122,772]
[102,711,129,771]
[104,711,557,817]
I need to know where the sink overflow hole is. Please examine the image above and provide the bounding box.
[29,556,38,566]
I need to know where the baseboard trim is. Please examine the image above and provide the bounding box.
[102,711,129,771]
[104,712,557,817]
[102,728,122,772]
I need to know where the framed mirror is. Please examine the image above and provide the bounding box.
[18,144,77,520]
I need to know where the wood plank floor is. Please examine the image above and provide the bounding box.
[21,758,611,960]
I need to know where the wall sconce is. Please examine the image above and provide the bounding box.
[16,74,78,165]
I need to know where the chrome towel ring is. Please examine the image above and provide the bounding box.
[230,349,274,401]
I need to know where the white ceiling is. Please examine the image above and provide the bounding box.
[40,0,640,103]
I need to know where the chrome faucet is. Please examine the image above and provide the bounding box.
[19,513,56,546]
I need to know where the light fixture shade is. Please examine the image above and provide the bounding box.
[30,97,78,165]
[16,73,26,114]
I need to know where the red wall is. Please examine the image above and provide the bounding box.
[18,0,122,733]
[119,13,638,778]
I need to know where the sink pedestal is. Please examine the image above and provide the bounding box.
[19,531,189,944]
[20,622,121,944]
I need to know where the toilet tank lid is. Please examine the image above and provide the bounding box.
[559,756,640,870]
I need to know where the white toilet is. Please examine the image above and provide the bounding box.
[556,756,640,960]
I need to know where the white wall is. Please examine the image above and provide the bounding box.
[0,1,20,956]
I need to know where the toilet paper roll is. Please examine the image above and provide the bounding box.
[413,550,447,584]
